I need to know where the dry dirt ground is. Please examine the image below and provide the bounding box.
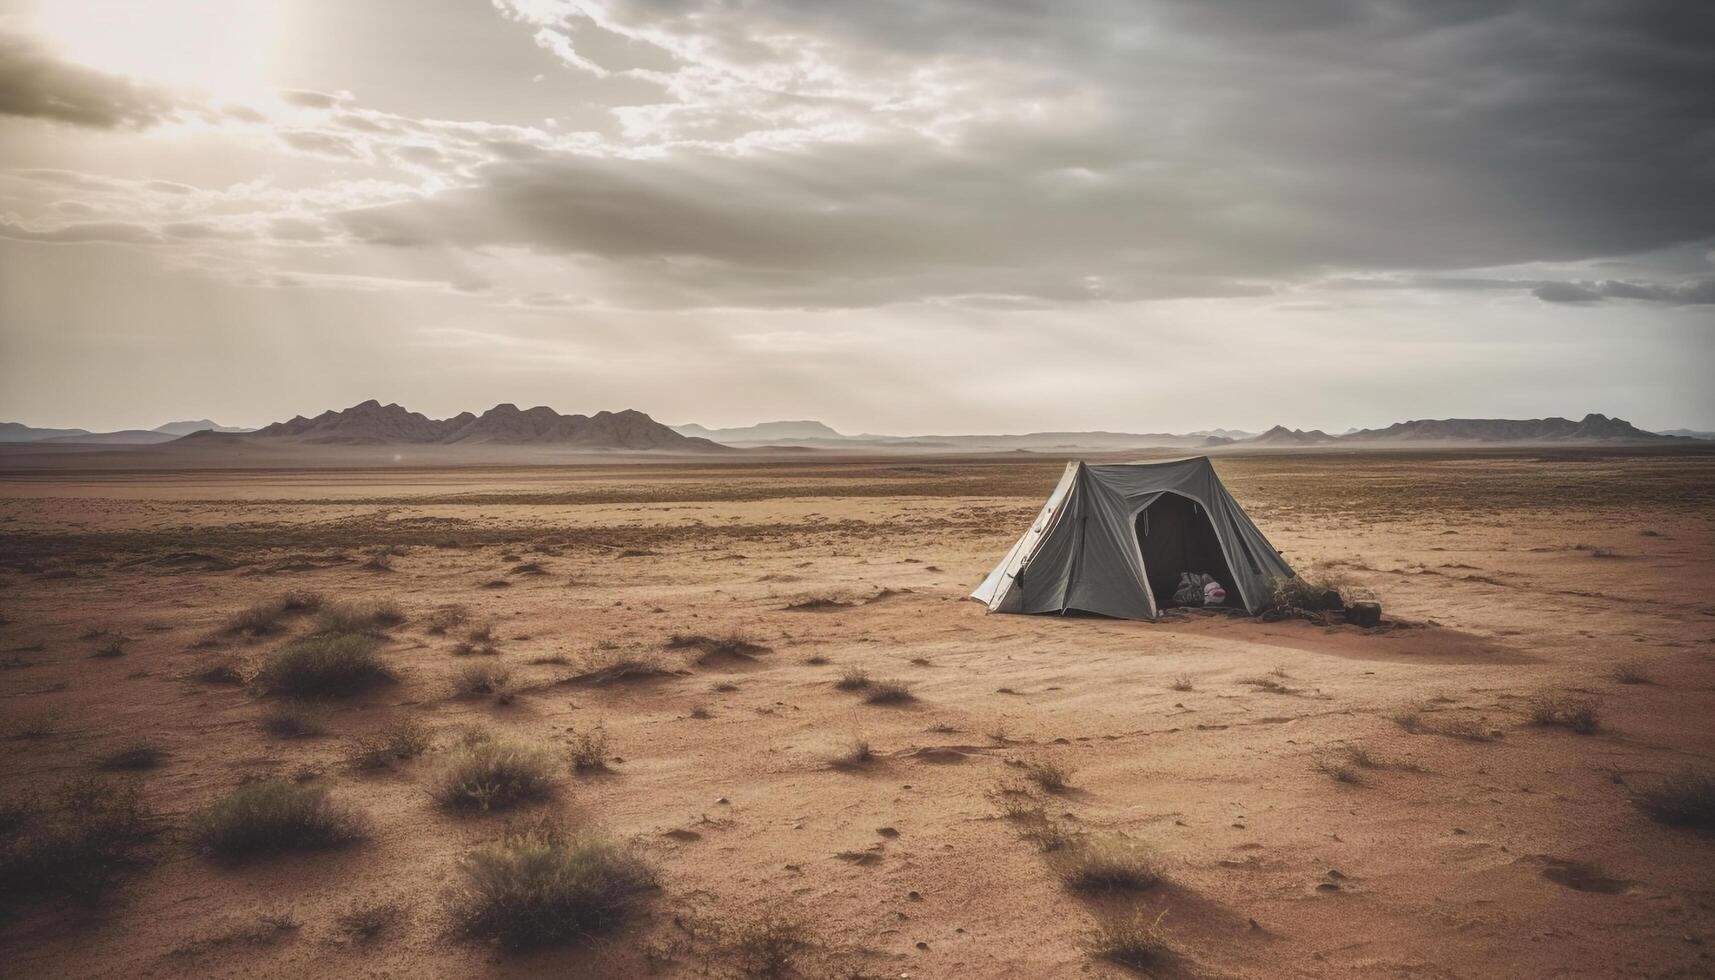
[1,450,1712,978]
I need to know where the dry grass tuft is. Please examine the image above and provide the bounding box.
[1168,674,1194,692]
[261,702,327,738]
[1052,834,1164,893]
[667,632,770,663]
[724,909,810,978]
[1391,701,1498,741]
[1020,759,1074,794]
[424,604,469,635]
[1611,659,1652,685]
[189,779,367,859]
[0,778,156,907]
[833,668,871,691]
[568,727,611,773]
[98,743,166,771]
[452,621,500,656]
[1088,909,1174,971]
[863,678,915,704]
[453,662,514,699]
[802,654,831,666]
[1310,747,1364,784]
[1239,674,1296,694]
[252,633,393,698]
[335,900,406,945]
[830,737,876,771]
[431,729,557,812]
[91,635,128,658]
[223,591,325,637]
[1529,694,1602,734]
[192,660,246,685]
[999,796,1077,852]
[448,816,657,950]
[568,649,672,685]
[347,717,433,770]
[313,600,406,636]
[6,709,59,740]
[1634,767,1715,829]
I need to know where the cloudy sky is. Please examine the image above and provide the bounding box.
[0,0,1711,434]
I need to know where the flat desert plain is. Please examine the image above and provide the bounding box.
[2,449,1713,979]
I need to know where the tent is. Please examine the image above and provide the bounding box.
[971,457,1293,621]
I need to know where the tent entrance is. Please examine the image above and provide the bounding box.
[1134,493,1238,608]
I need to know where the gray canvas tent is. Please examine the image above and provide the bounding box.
[971,457,1293,621]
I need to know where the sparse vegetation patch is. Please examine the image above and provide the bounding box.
[431,729,557,811]
[1052,834,1163,893]
[189,778,367,859]
[348,717,433,770]
[863,678,915,704]
[0,778,156,907]
[1529,694,1602,734]
[667,632,770,663]
[448,817,657,950]
[1635,767,1715,829]
[253,633,392,697]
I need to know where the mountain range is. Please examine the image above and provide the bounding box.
[0,419,253,444]
[671,413,1695,449]
[1,408,1705,454]
[219,400,719,450]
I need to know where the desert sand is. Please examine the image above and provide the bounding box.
[2,448,1712,978]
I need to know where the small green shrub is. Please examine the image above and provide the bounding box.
[453,662,514,698]
[252,634,392,698]
[1530,694,1602,734]
[188,779,367,859]
[0,778,155,907]
[863,679,915,704]
[448,817,657,950]
[1635,767,1715,829]
[431,730,557,812]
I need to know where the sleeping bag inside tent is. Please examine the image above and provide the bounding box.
[970,457,1294,621]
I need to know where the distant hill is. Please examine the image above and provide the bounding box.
[234,400,722,450]
[0,422,91,442]
[153,419,253,436]
[1240,425,1339,446]
[673,420,846,443]
[44,429,180,445]
[1656,428,1714,441]
[2,419,250,444]
[1341,414,1680,444]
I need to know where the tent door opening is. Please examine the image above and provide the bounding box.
[1134,493,1238,608]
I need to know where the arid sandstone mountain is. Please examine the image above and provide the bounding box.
[233,401,722,450]
[1338,413,1677,444]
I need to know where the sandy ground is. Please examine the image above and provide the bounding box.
[1,449,1712,978]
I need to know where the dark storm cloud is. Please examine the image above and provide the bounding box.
[0,32,174,128]
[1533,279,1715,305]
[377,0,1715,307]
